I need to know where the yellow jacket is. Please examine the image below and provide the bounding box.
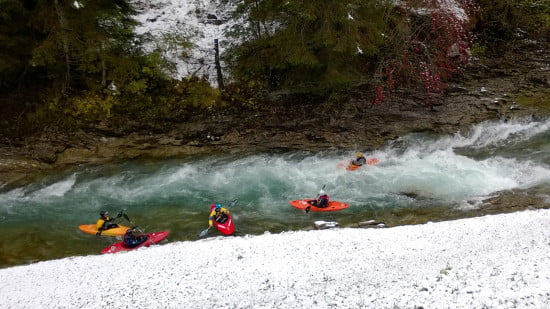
[209,207,229,226]
[96,216,111,231]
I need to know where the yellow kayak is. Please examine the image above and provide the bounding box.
[78,224,130,236]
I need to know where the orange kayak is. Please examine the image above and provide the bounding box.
[289,199,349,212]
[337,158,379,170]
[78,224,130,236]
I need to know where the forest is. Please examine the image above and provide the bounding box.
[0,0,549,138]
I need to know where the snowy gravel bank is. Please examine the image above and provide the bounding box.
[1,209,549,308]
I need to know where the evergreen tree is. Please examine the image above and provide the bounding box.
[31,0,144,95]
[224,0,395,95]
[0,0,146,98]
[0,0,40,92]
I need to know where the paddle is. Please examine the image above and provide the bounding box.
[306,185,325,213]
[121,211,145,234]
[199,199,238,237]
[199,226,211,237]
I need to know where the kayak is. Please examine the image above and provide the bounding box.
[209,205,235,235]
[337,158,379,170]
[367,158,380,165]
[78,224,130,236]
[101,231,170,254]
[289,199,349,212]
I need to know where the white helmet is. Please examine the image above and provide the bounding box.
[319,190,325,195]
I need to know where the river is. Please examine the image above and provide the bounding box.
[1,117,549,268]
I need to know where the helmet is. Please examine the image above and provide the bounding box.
[100,211,108,217]
[215,204,222,208]
[356,152,363,157]
[319,190,325,195]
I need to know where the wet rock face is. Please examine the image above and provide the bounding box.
[30,143,59,164]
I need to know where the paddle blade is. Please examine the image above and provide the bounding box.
[199,227,210,237]
[228,199,238,208]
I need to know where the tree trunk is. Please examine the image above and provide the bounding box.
[17,65,29,92]
[53,0,71,95]
[214,39,224,90]
[101,42,106,87]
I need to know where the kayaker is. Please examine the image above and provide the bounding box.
[95,210,122,236]
[308,190,330,208]
[209,204,230,226]
[351,152,367,166]
[123,227,148,248]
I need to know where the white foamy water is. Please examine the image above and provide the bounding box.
[2,118,550,215]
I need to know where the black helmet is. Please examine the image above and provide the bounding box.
[100,211,108,217]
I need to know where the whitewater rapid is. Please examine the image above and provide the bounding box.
[1,117,549,268]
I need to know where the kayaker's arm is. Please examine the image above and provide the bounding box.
[96,218,106,235]
[208,210,216,227]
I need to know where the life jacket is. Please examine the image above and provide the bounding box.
[353,157,366,166]
[96,217,108,230]
[123,229,148,247]
[209,207,229,226]
[317,194,330,207]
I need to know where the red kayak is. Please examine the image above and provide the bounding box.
[210,205,235,235]
[289,199,349,212]
[337,158,379,170]
[101,231,170,254]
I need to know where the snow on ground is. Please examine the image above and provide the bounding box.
[1,209,549,308]
[132,0,233,84]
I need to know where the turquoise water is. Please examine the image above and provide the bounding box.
[1,117,550,268]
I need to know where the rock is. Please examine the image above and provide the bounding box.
[314,221,339,229]
[30,143,58,164]
[358,220,386,228]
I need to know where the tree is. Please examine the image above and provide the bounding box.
[0,0,41,92]
[224,0,395,95]
[474,0,550,46]
[0,0,147,98]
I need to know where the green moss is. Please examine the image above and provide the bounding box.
[470,43,487,57]
[515,90,550,114]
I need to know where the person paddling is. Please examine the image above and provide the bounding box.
[308,190,330,208]
[123,227,149,248]
[208,203,230,227]
[96,210,122,236]
[351,152,367,166]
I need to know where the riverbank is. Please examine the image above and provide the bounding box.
[1,208,548,308]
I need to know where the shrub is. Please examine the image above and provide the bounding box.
[475,0,550,47]
[373,0,479,103]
